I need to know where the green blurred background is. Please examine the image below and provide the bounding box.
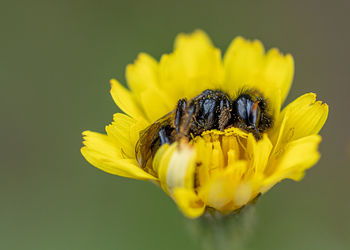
[1,0,349,249]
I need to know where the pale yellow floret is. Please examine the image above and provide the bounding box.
[152,142,197,194]
[81,30,328,218]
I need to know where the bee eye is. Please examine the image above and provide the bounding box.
[249,101,261,127]
[233,91,272,139]
[234,95,261,129]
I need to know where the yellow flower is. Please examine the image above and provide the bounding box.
[81,30,328,218]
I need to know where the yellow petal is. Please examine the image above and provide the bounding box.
[153,142,197,194]
[271,93,328,147]
[110,79,146,121]
[153,143,176,193]
[126,53,173,122]
[105,113,136,158]
[200,161,251,211]
[159,30,224,103]
[139,88,173,123]
[224,36,265,96]
[206,175,235,209]
[126,53,159,94]
[258,48,294,104]
[82,130,123,159]
[277,135,321,174]
[224,37,294,114]
[81,131,156,180]
[261,135,321,192]
[166,143,197,192]
[173,188,205,218]
[247,133,273,175]
[234,182,252,207]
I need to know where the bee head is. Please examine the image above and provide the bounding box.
[233,93,266,139]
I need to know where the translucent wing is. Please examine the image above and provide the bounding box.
[135,111,175,174]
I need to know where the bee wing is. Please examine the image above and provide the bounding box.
[135,111,175,171]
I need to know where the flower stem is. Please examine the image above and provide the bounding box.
[186,204,256,250]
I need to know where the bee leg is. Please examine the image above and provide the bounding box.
[158,125,175,145]
[175,100,198,141]
[175,98,187,134]
[218,108,231,130]
[218,98,232,130]
[182,101,197,133]
[252,126,261,140]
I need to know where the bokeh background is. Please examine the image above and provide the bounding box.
[2,0,349,249]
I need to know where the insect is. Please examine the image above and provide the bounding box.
[136,89,272,171]
[233,88,273,139]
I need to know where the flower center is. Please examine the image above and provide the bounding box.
[152,126,271,212]
[191,128,250,189]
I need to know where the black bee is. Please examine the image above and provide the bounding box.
[136,89,272,171]
[233,88,273,138]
